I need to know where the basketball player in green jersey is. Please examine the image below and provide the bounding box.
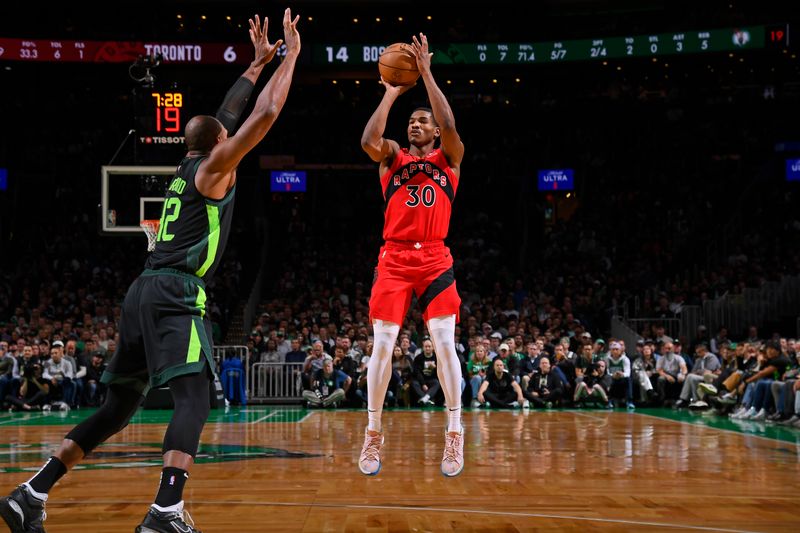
[0,10,300,533]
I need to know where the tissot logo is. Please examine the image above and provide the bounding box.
[139,136,186,145]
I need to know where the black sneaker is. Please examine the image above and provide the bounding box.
[135,503,201,533]
[0,484,47,533]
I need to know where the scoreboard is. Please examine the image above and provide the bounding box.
[0,38,254,64]
[0,24,787,67]
[314,25,782,66]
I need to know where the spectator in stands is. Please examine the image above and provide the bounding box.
[411,338,440,406]
[467,344,492,408]
[519,341,542,391]
[632,342,657,404]
[285,338,306,364]
[488,332,503,358]
[333,345,360,405]
[83,352,107,406]
[6,362,48,411]
[495,343,520,381]
[674,339,693,372]
[522,357,564,408]
[42,341,74,405]
[0,342,20,408]
[574,343,594,384]
[391,345,413,407]
[656,339,687,406]
[714,342,761,411]
[710,326,729,355]
[573,358,612,407]
[674,343,721,410]
[259,338,281,364]
[16,345,39,372]
[399,335,415,360]
[477,358,524,408]
[505,337,525,376]
[63,339,87,408]
[768,358,799,423]
[303,357,351,408]
[302,340,327,389]
[702,342,738,406]
[593,339,607,361]
[733,340,791,420]
[606,341,634,409]
[275,329,291,359]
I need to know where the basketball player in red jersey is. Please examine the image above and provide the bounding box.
[359,33,466,477]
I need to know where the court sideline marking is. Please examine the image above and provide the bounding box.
[249,411,278,424]
[633,411,797,445]
[46,499,766,532]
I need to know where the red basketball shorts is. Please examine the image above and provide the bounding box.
[369,240,461,325]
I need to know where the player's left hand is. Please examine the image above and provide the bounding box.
[250,14,284,67]
[411,33,433,76]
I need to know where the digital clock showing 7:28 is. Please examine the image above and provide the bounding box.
[150,92,183,133]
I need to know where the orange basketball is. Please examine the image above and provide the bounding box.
[378,43,419,86]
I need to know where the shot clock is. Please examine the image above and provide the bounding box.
[150,91,183,133]
[136,87,188,163]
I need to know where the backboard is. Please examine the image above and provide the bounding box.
[100,165,175,234]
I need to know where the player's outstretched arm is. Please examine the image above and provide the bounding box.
[360,79,413,165]
[216,14,284,134]
[411,33,465,169]
[199,8,300,193]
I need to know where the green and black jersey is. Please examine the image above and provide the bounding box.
[145,156,235,283]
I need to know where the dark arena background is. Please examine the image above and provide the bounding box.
[1,1,799,531]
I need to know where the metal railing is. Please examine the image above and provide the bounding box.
[249,362,305,403]
[679,305,702,341]
[624,317,682,341]
[703,275,800,337]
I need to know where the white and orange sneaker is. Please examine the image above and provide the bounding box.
[358,428,384,475]
[441,426,465,477]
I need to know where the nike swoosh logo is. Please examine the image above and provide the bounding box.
[171,520,192,533]
[8,500,25,525]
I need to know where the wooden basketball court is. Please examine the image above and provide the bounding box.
[1,407,798,532]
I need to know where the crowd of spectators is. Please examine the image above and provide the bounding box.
[2,2,798,416]
[0,216,245,410]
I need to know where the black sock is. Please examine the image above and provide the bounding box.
[154,467,188,508]
[27,456,67,494]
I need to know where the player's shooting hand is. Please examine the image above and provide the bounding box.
[282,7,301,56]
[379,77,416,97]
[411,33,433,76]
[249,15,282,67]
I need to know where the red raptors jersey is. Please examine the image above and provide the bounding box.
[381,148,459,242]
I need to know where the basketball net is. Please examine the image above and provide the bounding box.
[140,219,160,252]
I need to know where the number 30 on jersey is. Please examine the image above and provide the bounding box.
[405,184,436,208]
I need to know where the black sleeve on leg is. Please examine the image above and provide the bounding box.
[65,384,143,454]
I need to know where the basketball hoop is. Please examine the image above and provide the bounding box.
[140,219,160,252]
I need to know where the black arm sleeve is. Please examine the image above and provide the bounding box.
[215,76,256,134]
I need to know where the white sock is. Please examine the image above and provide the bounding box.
[22,482,47,502]
[447,407,462,433]
[152,501,184,513]
[428,315,463,417]
[367,320,400,433]
[368,409,381,433]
